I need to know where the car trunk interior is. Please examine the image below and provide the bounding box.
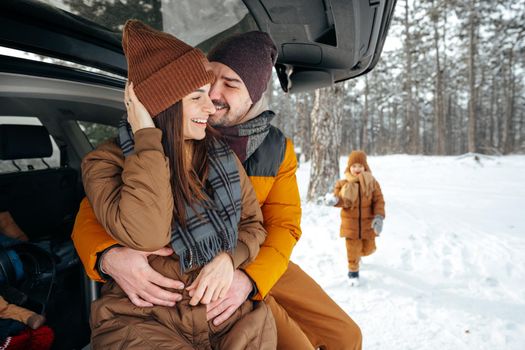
[0,59,124,349]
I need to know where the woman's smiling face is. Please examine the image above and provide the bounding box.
[182,84,216,140]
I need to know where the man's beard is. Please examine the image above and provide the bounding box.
[208,111,234,127]
[210,101,245,128]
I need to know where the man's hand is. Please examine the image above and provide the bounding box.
[101,246,184,307]
[206,269,253,326]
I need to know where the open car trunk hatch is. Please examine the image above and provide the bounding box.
[0,0,396,92]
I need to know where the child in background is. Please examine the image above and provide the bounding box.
[331,150,385,285]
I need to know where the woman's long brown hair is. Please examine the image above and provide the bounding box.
[153,101,212,228]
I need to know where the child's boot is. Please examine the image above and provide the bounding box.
[348,271,360,286]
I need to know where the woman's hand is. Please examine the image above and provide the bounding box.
[186,252,234,306]
[125,81,155,133]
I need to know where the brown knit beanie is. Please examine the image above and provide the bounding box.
[122,20,215,117]
[207,31,277,104]
[347,150,371,172]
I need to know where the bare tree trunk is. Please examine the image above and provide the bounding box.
[361,75,369,151]
[432,0,446,155]
[446,94,453,154]
[377,82,385,154]
[296,93,310,162]
[518,111,524,151]
[449,75,457,154]
[307,87,343,202]
[496,85,503,151]
[414,68,421,154]
[404,0,418,154]
[489,74,496,151]
[477,66,486,151]
[503,50,516,154]
[442,0,450,155]
[467,0,477,153]
[391,103,398,153]
[341,82,354,155]
[369,86,376,154]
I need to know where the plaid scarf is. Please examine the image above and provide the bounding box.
[218,111,275,162]
[118,118,241,271]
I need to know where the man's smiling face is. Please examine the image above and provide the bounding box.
[207,62,253,127]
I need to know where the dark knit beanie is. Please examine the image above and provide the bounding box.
[347,150,371,172]
[122,20,215,117]
[208,31,277,104]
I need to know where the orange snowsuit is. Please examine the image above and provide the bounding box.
[334,171,385,272]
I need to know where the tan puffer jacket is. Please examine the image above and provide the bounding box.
[82,128,276,349]
[333,173,385,240]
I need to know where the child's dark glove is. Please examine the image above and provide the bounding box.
[371,215,384,235]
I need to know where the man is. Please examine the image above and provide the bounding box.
[73,31,362,349]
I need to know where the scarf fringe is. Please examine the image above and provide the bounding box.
[175,234,235,272]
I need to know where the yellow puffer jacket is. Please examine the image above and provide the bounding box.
[72,127,301,300]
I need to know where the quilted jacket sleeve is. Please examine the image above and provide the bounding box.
[81,128,173,252]
[244,139,302,300]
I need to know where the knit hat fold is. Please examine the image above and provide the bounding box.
[135,50,215,116]
[123,19,215,117]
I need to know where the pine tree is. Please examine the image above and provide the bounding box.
[307,86,343,202]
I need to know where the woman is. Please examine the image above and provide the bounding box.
[82,20,276,349]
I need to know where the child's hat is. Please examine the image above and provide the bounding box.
[347,150,370,172]
[122,20,215,117]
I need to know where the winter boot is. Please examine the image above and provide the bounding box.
[348,271,360,287]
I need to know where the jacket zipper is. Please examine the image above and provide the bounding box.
[358,184,362,239]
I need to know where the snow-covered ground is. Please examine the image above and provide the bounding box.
[293,154,525,350]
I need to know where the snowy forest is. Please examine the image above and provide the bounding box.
[269,0,525,200]
[273,1,525,159]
